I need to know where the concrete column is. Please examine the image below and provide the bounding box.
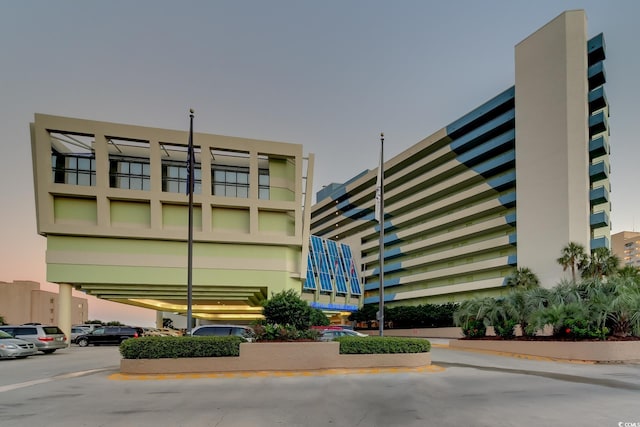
[58,283,72,346]
[156,310,164,329]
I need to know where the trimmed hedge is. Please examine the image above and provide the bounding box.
[119,336,243,359]
[335,336,430,354]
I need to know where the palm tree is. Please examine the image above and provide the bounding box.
[581,247,620,280]
[557,242,588,282]
[505,287,549,337]
[618,265,640,283]
[505,267,540,289]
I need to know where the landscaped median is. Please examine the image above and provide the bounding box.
[449,339,640,363]
[119,336,431,374]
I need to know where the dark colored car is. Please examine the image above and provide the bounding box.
[75,326,142,347]
[190,325,254,341]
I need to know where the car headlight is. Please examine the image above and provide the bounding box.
[0,344,18,349]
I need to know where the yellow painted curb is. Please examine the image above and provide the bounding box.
[109,364,446,381]
[444,346,595,364]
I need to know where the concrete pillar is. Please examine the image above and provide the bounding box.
[58,283,72,346]
[156,311,164,329]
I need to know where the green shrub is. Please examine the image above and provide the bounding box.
[310,308,330,326]
[335,336,430,354]
[262,289,311,330]
[251,323,320,341]
[119,336,243,359]
[462,318,486,338]
[493,319,518,339]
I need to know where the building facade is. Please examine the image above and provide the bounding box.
[611,231,640,268]
[0,281,88,326]
[310,11,610,307]
[30,114,317,333]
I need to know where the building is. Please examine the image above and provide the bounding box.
[30,114,317,335]
[0,281,88,325]
[310,10,610,307]
[611,231,640,268]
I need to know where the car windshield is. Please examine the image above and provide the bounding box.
[0,330,12,339]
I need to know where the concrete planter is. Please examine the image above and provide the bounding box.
[120,341,431,374]
[362,327,463,339]
[449,339,640,362]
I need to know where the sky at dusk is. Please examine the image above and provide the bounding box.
[1,1,639,327]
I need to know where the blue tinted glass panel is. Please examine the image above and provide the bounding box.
[304,256,317,290]
[327,240,348,294]
[311,236,333,292]
[340,243,361,295]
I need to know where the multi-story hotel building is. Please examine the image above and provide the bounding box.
[310,10,610,307]
[612,231,640,268]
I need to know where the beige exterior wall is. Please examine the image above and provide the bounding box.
[0,281,88,325]
[515,10,591,287]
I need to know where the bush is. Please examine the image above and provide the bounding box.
[252,323,320,341]
[462,318,486,338]
[493,319,518,339]
[336,336,430,354]
[262,289,311,330]
[119,336,243,359]
[309,307,330,326]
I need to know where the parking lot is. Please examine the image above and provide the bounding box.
[1,343,640,426]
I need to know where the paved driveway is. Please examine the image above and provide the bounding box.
[1,343,639,426]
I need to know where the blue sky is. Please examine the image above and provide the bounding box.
[1,1,639,326]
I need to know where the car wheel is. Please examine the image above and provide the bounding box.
[42,349,56,354]
[77,338,89,347]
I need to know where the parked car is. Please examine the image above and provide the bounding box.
[75,326,142,347]
[319,329,369,341]
[0,330,38,359]
[70,327,90,342]
[73,324,103,333]
[190,325,254,341]
[0,325,67,354]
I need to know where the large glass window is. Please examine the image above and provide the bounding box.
[213,166,249,198]
[259,168,270,199]
[212,166,269,198]
[162,162,201,194]
[51,152,96,186]
[109,157,150,190]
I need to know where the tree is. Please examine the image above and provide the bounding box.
[309,308,330,326]
[348,304,378,328]
[617,265,640,282]
[557,242,588,282]
[262,289,311,330]
[0,315,5,325]
[581,247,620,280]
[505,267,540,289]
[504,287,549,337]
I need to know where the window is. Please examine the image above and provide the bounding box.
[259,169,270,199]
[213,166,250,198]
[211,166,270,199]
[50,131,96,186]
[110,157,150,190]
[52,152,96,186]
[162,162,201,194]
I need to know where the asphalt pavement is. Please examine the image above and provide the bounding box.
[1,341,639,427]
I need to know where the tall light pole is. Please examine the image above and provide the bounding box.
[186,109,194,334]
[378,132,384,337]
